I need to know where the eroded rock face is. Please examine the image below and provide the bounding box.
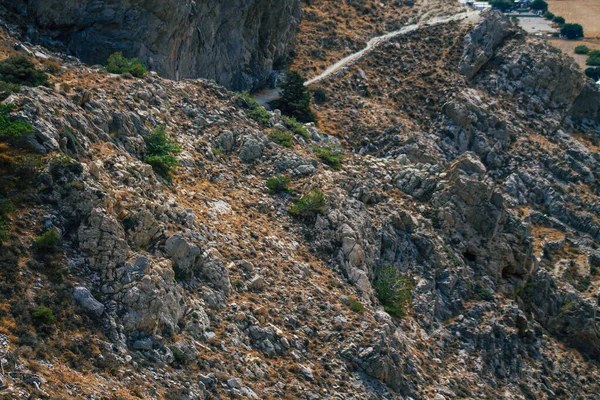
[459,9,514,80]
[5,0,302,90]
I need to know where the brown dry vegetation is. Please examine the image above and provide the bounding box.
[547,0,600,37]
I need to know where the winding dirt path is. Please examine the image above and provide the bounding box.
[253,10,479,105]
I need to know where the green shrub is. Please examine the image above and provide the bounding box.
[349,298,365,313]
[529,0,548,11]
[374,266,413,319]
[289,189,326,219]
[561,23,584,39]
[144,125,181,181]
[0,104,34,138]
[34,228,61,254]
[106,52,147,78]
[268,129,293,147]
[543,11,554,20]
[490,0,515,11]
[0,81,20,101]
[278,71,316,123]
[235,91,271,125]
[0,55,49,87]
[574,45,590,55]
[474,284,494,301]
[314,147,343,170]
[552,16,565,25]
[0,220,9,245]
[313,88,328,104]
[282,116,310,139]
[0,198,14,218]
[266,175,291,194]
[589,50,600,57]
[32,306,54,325]
[587,56,600,66]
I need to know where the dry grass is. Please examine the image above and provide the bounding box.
[547,0,600,37]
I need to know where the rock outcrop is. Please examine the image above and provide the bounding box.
[3,0,302,90]
[459,9,514,80]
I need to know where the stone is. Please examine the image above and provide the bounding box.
[248,275,266,291]
[73,286,105,318]
[227,377,243,389]
[133,337,153,351]
[238,137,264,163]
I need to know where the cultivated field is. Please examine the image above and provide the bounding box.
[547,0,600,37]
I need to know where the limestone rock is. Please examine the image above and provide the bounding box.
[73,286,104,318]
[5,0,302,90]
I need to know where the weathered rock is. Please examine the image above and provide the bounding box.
[78,208,129,279]
[459,9,513,80]
[73,286,105,318]
[5,0,302,90]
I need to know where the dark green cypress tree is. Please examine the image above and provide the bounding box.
[278,71,316,123]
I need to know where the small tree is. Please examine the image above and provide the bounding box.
[561,23,584,39]
[574,45,590,55]
[530,0,548,11]
[278,71,315,123]
[552,16,565,25]
[144,125,181,180]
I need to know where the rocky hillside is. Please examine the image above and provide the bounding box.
[0,2,599,400]
[0,0,301,90]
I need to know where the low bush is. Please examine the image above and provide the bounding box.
[266,175,291,194]
[474,284,494,301]
[314,147,343,170]
[289,189,326,219]
[374,265,413,318]
[350,298,365,313]
[34,228,61,254]
[144,125,181,181]
[235,92,271,125]
[543,11,554,20]
[529,0,548,11]
[106,52,147,78]
[0,104,34,138]
[268,129,293,147]
[574,45,590,55]
[32,306,54,325]
[0,55,49,87]
[0,81,20,101]
[552,16,565,25]
[282,116,310,139]
[313,88,328,104]
[585,67,600,81]
[587,56,600,66]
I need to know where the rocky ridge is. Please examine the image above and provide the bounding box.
[0,4,598,400]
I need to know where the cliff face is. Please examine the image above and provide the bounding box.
[3,0,301,90]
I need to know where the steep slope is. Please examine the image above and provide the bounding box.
[0,0,301,90]
[0,3,599,400]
